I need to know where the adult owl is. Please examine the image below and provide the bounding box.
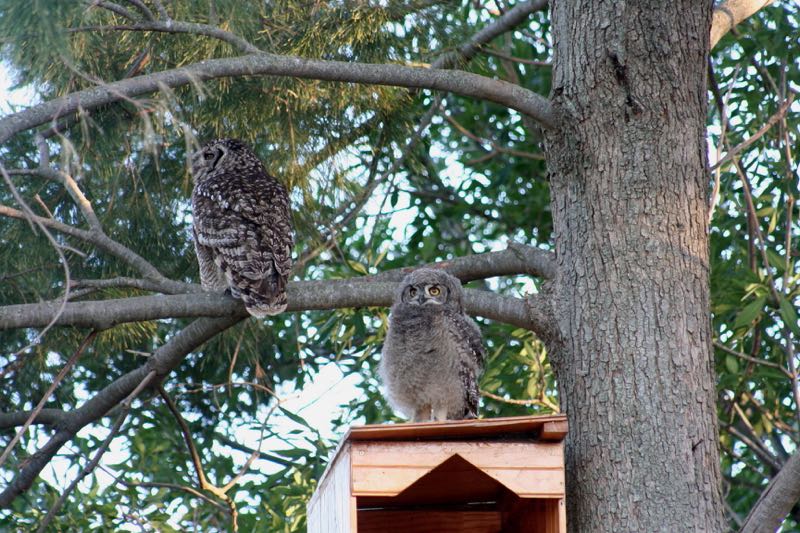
[380,268,486,422]
[191,138,293,317]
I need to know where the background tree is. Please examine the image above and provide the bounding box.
[0,1,797,531]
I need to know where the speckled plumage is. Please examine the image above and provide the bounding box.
[379,268,486,422]
[191,138,293,317]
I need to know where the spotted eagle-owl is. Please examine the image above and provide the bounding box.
[379,268,486,422]
[191,138,293,317]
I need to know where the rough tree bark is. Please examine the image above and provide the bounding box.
[545,1,725,531]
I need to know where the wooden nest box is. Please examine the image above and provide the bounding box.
[307,414,568,533]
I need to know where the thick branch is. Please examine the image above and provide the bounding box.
[739,450,800,533]
[710,0,775,49]
[1,244,556,332]
[0,281,547,333]
[369,243,556,281]
[0,316,241,509]
[0,409,66,430]
[0,54,556,145]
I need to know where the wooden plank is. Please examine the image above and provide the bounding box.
[345,414,567,443]
[308,443,352,533]
[540,421,569,441]
[357,510,502,533]
[558,497,567,533]
[352,465,564,498]
[350,441,564,498]
[351,441,563,469]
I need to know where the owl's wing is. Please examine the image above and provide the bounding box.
[445,309,486,418]
[459,360,480,419]
[446,310,487,371]
[192,173,293,315]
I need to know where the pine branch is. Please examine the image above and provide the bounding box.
[0,54,556,146]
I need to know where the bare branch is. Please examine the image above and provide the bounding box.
[739,450,800,533]
[119,481,228,514]
[0,316,241,509]
[0,54,556,145]
[0,408,66,430]
[0,204,165,280]
[369,242,556,281]
[158,384,240,531]
[149,0,169,20]
[293,97,444,273]
[0,166,73,350]
[214,433,294,468]
[0,245,557,334]
[36,370,157,533]
[87,0,138,22]
[119,0,155,21]
[68,20,261,54]
[711,0,776,49]
[481,46,551,67]
[70,277,198,295]
[725,425,783,473]
[0,282,544,332]
[0,331,97,470]
[11,167,102,230]
[434,0,548,68]
[713,341,792,378]
[711,94,794,171]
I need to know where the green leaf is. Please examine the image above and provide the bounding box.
[725,354,739,374]
[733,295,767,331]
[778,296,800,336]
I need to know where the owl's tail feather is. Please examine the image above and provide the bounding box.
[240,272,288,317]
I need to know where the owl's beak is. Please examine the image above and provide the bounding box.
[420,294,442,306]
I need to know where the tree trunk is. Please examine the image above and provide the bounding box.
[544,2,725,531]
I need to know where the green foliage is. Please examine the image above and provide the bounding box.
[0,1,558,530]
[709,4,800,529]
[0,0,797,531]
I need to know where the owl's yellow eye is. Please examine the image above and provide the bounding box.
[428,286,441,296]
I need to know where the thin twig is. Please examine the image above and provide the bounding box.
[158,385,240,532]
[0,204,164,280]
[87,0,138,21]
[711,94,794,171]
[724,424,782,473]
[481,46,551,67]
[707,61,737,223]
[226,327,247,387]
[70,276,197,295]
[36,370,157,533]
[480,388,558,410]
[67,21,261,54]
[0,317,242,509]
[0,331,97,471]
[120,0,155,21]
[713,341,791,378]
[149,0,169,20]
[119,481,228,513]
[445,113,544,161]
[292,96,444,272]
[0,165,72,351]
